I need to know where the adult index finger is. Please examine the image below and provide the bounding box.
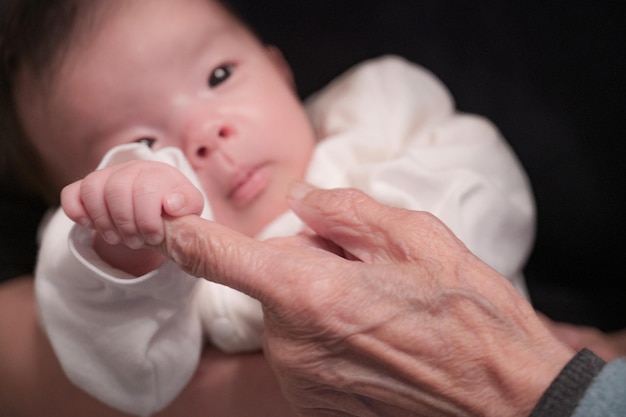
[160,215,342,307]
[159,215,277,303]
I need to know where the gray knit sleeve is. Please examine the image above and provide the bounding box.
[529,349,606,417]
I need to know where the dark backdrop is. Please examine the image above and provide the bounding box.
[229,0,626,331]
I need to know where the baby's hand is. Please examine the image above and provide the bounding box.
[62,160,204,249]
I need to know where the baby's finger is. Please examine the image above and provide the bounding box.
[103,170,146,249]
[80,171,121,245]
[162,183,205,217]
[134,163,204,245]
[132,179,169,247]
[61,181,92,228]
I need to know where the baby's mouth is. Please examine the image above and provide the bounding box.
[227,164,269,206]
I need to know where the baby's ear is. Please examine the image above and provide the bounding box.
[265,45,295,87]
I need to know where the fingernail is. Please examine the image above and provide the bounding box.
[166,193,184,213]
[78,217,93,229]
[125,236,144,250]
[287,181,314,201]
[103,230,120,245]
[145,232,164,246]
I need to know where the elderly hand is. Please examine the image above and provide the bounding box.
[160,183,574,417]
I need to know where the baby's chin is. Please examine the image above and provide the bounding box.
[212,203,288,239]
[214,171,307,237]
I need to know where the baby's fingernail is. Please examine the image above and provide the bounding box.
[145,233,164,246]
[165,193,184,213]
[78,217,93,228]
[125,236,144,250]
[287,181,315,201]
[103,230,120,245]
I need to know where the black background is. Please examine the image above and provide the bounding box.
[228,0,626,330]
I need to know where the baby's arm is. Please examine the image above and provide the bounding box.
[35,146,219,415]
[61,160,204,276]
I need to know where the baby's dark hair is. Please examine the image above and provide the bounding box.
[0,0,251,204]
[0,0,94,203]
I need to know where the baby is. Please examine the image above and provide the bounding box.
[9,0,534,415]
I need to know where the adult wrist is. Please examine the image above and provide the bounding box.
[529,349,606,417]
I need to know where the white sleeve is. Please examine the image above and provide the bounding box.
[34,144,205,416]
[35,209,202,417]
[305,56,535,292]
[35,143,265,415]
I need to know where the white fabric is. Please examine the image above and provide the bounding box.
[35,55,535,416]
[264,56,534,291]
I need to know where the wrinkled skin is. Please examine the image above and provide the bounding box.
[159,184,575,417]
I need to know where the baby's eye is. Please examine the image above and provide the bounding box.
[135,137,156,148]
[208,64,234,88]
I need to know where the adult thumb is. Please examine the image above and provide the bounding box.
[287,182,440,264]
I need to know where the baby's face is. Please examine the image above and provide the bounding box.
[16,0,316,237]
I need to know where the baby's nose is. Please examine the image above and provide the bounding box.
[185,123,233,164]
